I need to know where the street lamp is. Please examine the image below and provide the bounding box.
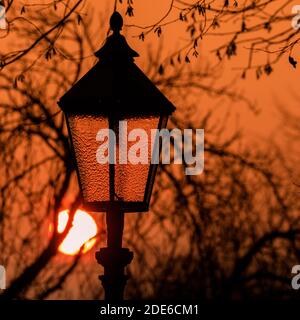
[58,11,176,301]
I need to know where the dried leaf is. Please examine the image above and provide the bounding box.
[197,5,206,16]
[158,64,164,75]
[190,26,196,37]
[154,26,162,37]
[18,74,25,82]
[226,41,237,58]
[179,12,185,21]
[126,5,134,17]
[264,63,273,75]
[264,22,271,32]
[256,67,262,79]
[241,21,246,32]
[289,56,297,68]
[212,18,220,29]
[139,32,145,41]
[45,51,51,61]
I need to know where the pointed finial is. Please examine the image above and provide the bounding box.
[94,11,139,60]
[110,11,123,33]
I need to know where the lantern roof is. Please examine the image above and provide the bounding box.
[58,12,176,117]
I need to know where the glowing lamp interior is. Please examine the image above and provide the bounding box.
[57,209,97,256]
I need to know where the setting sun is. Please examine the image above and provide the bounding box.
[55,209,98,256]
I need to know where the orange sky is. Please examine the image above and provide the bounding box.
[3,0,299,142]
[1,0,300,299]
[94,0,300,142]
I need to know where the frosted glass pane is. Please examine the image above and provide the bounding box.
[68,115,109,202]
[114,116,159,202]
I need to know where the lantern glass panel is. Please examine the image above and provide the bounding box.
[68,114,109,202]
[114,116,160,202]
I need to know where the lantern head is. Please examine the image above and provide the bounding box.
[58,12,176,212]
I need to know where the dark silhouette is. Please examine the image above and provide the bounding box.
[0,2,299,300]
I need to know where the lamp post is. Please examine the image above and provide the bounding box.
[58,12,176,301]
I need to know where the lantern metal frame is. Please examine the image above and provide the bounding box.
[58,13,175,214]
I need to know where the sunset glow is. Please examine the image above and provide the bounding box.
[56,209,98,256]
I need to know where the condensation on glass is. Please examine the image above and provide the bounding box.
[68,115,109,202]
[114,116,159,202]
